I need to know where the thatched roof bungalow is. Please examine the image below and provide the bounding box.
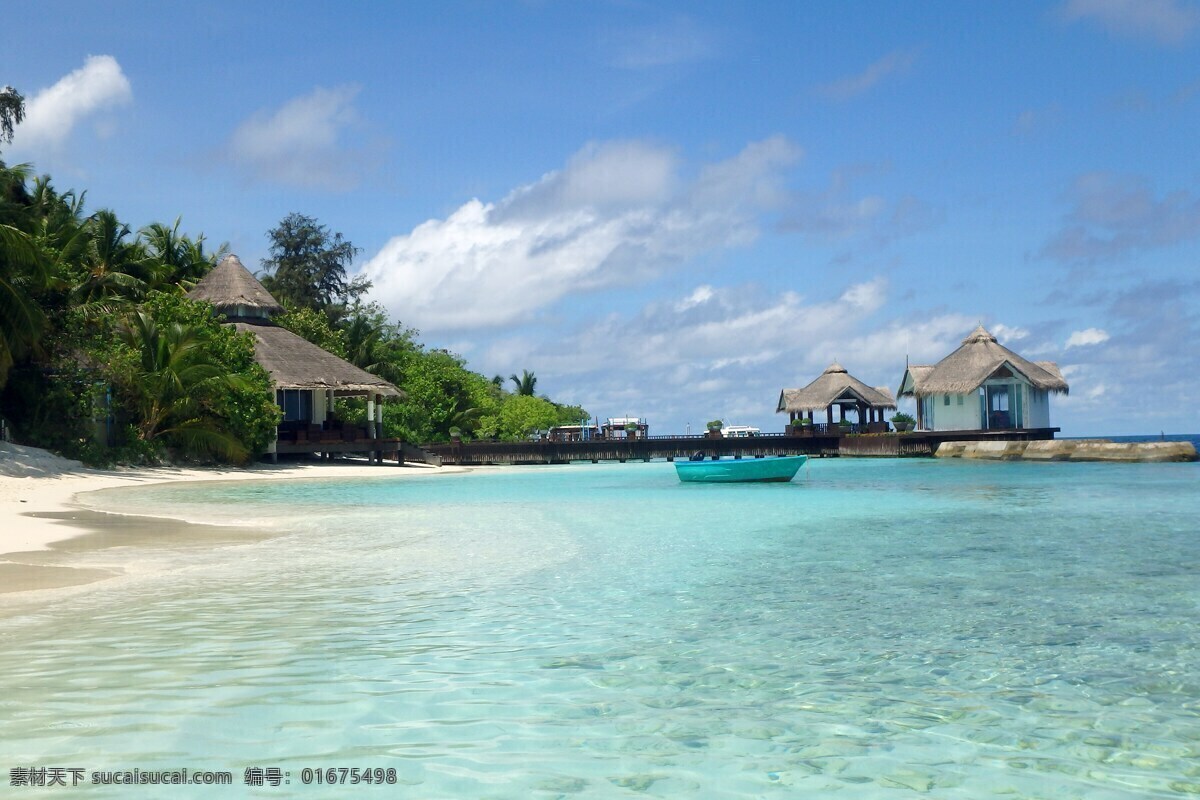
[186,254,283,318]
[897,325,1068,432]
[777,362,897,432]
[187,255,402,459]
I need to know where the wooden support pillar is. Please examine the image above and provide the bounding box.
[367,395,377,439]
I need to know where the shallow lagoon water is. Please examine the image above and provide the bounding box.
[3,458,1199,798]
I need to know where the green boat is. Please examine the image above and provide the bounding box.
[674,454,808,483]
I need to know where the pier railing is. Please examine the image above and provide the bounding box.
[423,428,1060,466]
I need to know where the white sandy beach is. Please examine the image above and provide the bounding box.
[0,441,463,594]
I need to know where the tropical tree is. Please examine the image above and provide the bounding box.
[342,311,413,384]
[259,213,368,320]
[141,217,225,288]
[383,348,498,443]
[492,394,562,440]
[275,305,348,357]
[72,209,155,309]
[0,221,45,388]
[112,309,251,461]
[0,86,23,149]
[510,369,537,396]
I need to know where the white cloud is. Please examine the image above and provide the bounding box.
[11,55,132,154]
[470,279,986,432]
[362,136,802,332]
[816,49,920,101]
[1065,327,1111,347]
[676,285,715,311]
[227,85,366,191]
[991,323,1030,342]
[1061,0,1200,44]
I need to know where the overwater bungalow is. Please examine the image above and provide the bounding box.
[896,325,1068,432]
[776,362,897,434]
[188,255,403,461]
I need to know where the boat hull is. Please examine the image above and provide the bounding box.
[674,455,808,483]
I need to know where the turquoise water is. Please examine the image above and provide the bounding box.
[3,458,1199,798]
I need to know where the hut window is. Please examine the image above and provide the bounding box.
[957,394,964,405]
[277,389,312,422]
[943,395,950,406]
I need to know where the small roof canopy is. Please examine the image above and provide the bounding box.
[187,254,284,316]
[777,362,897,413]
[898,325,1069,398]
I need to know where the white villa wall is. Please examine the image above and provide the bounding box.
[1026,387,1051,428]
[926,381,1053,431]
[928,393,980,431]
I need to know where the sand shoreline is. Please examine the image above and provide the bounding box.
[0,441,466,596]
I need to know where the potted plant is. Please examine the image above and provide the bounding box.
[838,419,853,435]
[625,421,639,441]
[449,426,463,442]
[790,418,810,435]
[890,413,915,433]
[706,419,724,438]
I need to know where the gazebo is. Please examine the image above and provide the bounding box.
[188,255,403,461]
[777,362,897,434]
[896,325,1068,431]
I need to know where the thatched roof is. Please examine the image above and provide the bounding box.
[231,321,403,397]
[187,254,284,316]
[776,362,897,413]
[899,325,1069,397]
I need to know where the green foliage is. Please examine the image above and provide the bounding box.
[276,305,348,358]
[493,394,563,441]
[0,86,24,148]
[140,217,226,287]
[259,213,368,320]
[383,348,499,443]
[891,412,915,425]
[0,222,46,387]
[509,369,537,396]
[706,419,723,430]
[342,306,415,383]
[130,293,280,459]
[0,362,103,459]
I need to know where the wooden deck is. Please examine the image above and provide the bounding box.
[425,429,1060,466]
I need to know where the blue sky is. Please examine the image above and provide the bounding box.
[6,0,1200,436]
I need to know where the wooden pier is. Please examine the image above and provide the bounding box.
[425,429,1060,466]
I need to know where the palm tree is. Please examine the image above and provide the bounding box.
[510,369,537,396]
[72,209,155,310]
[141,218,225,288]
[343,314,403,384]
[116,310,248,461]
[443,396,483,438]
[0,222,45,389]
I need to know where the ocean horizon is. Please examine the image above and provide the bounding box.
[2,452,1198,797]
